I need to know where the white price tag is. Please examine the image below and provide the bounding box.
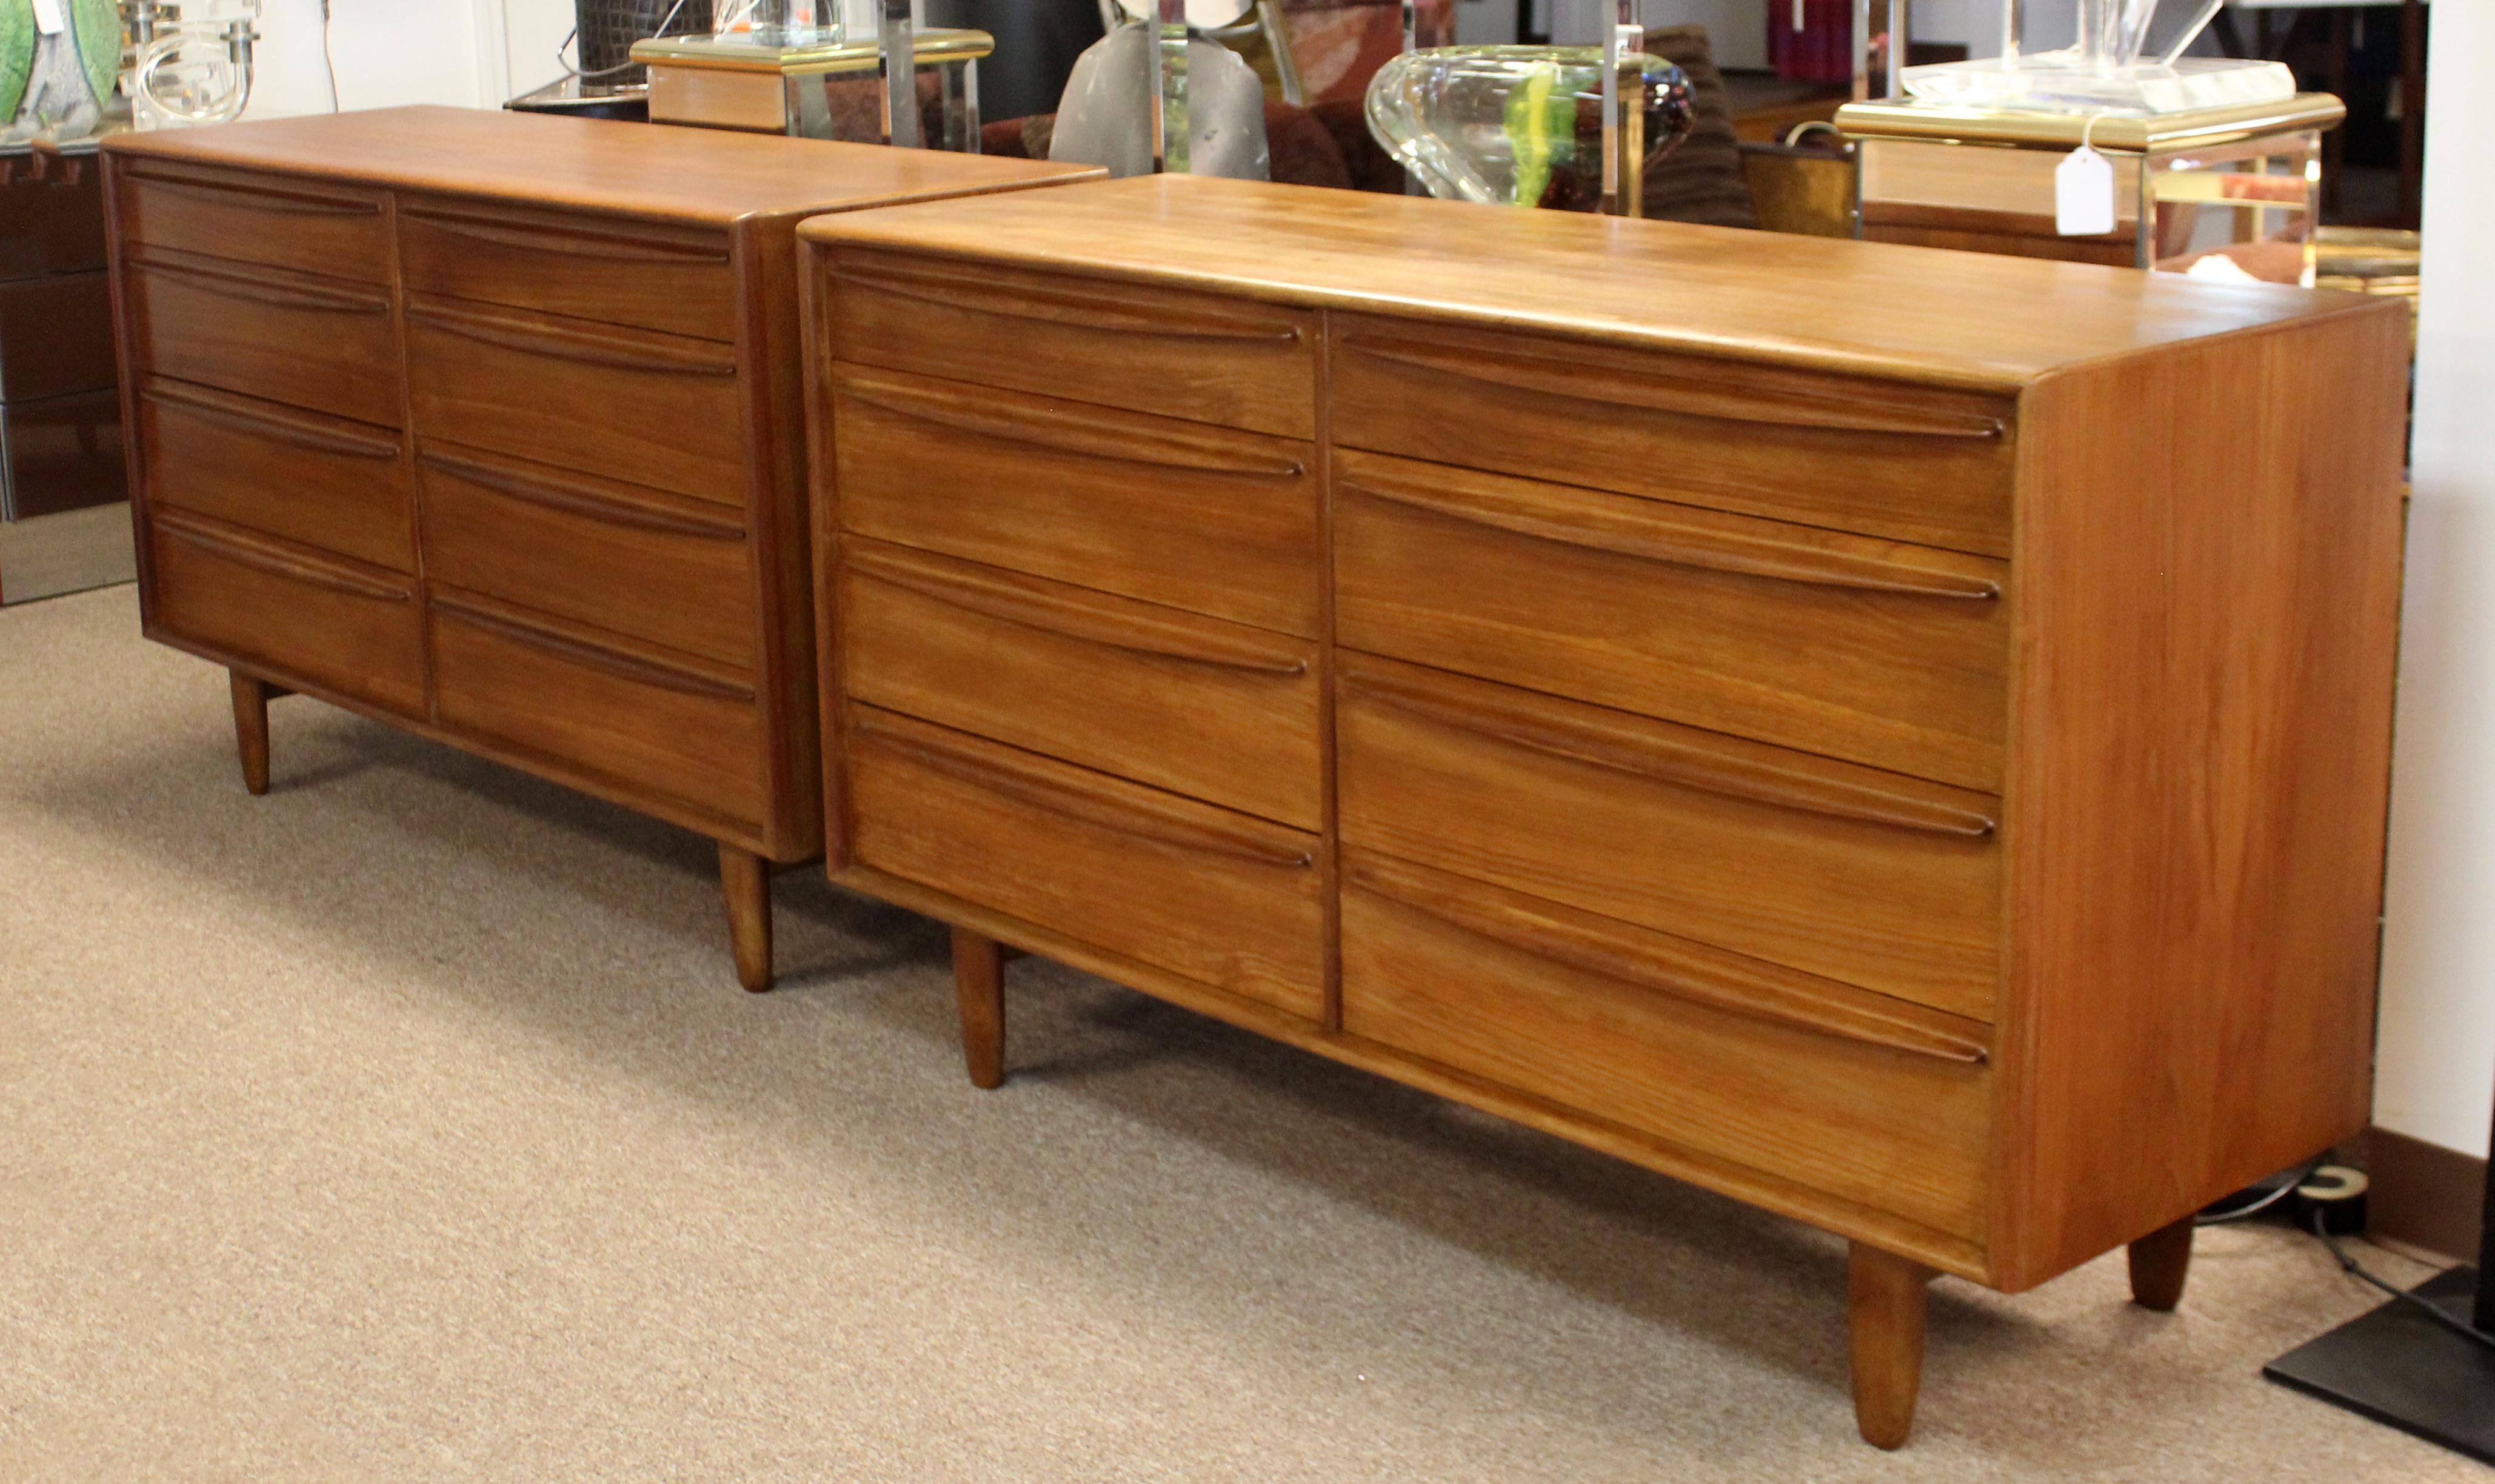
[31,0,65,36]
[2056,143,2116,238]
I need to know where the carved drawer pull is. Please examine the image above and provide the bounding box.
[430,590,755,703]
[842,259,1302,344]
[129,169,382,218]
[1351,672,1998,840]
[1341,473,2000,601]
[419,448,746,541]
[400,208,730,266]
[406,299,739,378]
[1344,333,2006,440]
[849,546,1308,675]
[859,717,1315,871]
[142,381,401,461]
[135,253,389,315]
[153,507,409,603]
[1348,855,1989,1066]
[841,378,1306,479]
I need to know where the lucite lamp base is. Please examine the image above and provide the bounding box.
[1903,53,2295,116]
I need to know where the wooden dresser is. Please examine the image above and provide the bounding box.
[101,107,1097,989]
[800,175,2409,1446]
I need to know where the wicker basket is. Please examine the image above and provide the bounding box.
[578,0,716,80]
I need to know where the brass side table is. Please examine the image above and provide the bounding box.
[1837,92,2344,281]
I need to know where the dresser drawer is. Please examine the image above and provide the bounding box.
[848,707,1325,1020]
[833,364,1320,636]
[147,507,423,716]
[124,248,401,427]
[138,378,412,572]
[1341,852,1991,1243]
[842,540,1321,828]
[404,295,746,506]
[418,443,755,670]
[429,588,764,830]
[398,199,736,343]
[826,249,1317,438]
[1337,654,2001,1021]
[1335,450,2009,792]
[1331,316,2016,558]
[112,161,390,284]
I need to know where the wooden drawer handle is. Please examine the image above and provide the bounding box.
[133,253,389,316]
[1341,475,1999,601]
[129,169,382,218]
[842,260,1302,345]
[849,546,1308,675]
[419,448,746,541]
[1351,672,1997,840]
[399,208,730,266]
[842,380,1305,480]
[142,381,401,461]
[430,590,755,703]
[858,717,1315,871]
[153,507,409,603]
[1349,855,1989,1066]
[405,300,738,378]
[1342,333,2006,440]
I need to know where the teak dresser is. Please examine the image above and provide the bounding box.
[800,175,2408,1447]
[101,106,1097,989]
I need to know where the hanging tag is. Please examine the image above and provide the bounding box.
[2056,142,2115,238]
[31,0,65,36]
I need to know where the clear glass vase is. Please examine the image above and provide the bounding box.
[125,1,264,132]
[1364,45,1694,212]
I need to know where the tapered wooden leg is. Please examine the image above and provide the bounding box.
[717,843,773,993]
[229,670,272,796]
[952,926,1005,1090]
[1848,1241,1934,1450]
[2128,1215,2195,1312]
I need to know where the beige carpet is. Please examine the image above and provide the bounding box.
[0,584,2478,1483]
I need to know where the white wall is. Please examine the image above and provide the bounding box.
[2377,2,2495,1161]
[241,1,517,118]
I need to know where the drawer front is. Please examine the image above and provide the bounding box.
[848,707,1325,1020]
[0,272,116,401]
[146,507,423,716]
[842,540,1321,829]
[833,364,1320,637]
[1341,852,1992,1243]
[113,161,390,284]
[124,249,402,427]
[1337,654,2002,1021]
[826,249,1317,438]
[1,389,126,521]
[398,199,737,343]
[1331,315,2016,558]
[417,443,755,670]
[138,378,412,572]
[1335,450,2009,792]
[429,588,765,830]
[404,295,746,506]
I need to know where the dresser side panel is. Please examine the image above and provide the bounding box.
[1991,306,2408,1292]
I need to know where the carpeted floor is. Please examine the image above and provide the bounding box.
[0,584,2479,1483]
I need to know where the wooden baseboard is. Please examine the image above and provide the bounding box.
[2366,1125,2488,1263]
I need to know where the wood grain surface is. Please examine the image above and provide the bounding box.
[799,172,2380,392]
[103,106,1103,227]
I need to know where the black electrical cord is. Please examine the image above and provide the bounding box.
[2310,1211,2495,1354]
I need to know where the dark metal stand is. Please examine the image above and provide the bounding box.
[2264,1090,2495,1464]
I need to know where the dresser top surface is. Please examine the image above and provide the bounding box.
[102,106,1102,227]
[800,173,2385,392]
